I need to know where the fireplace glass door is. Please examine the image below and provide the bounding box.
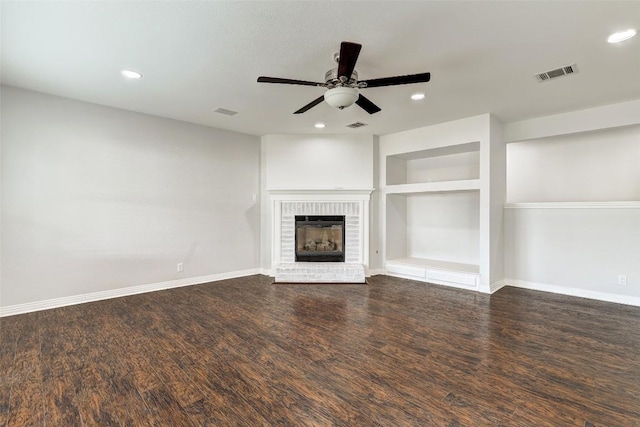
[295,215,345,262]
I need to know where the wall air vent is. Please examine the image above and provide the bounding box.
[346,121,368,128]
[535,63,578,82]
[214,108,238,116]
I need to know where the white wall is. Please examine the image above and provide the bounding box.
[504,205,640,300]
[260,134,376,271]
[507,125,640,203]
[4,85,637,310]
[405,152,480,184]
[1,86,261,307]
[504,102,640,304]
[406,192,480,265]
[261,134,374,190]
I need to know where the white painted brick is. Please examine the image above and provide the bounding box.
[277,201,366,281]
[275,263,365,283]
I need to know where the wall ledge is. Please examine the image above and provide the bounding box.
[505,279,640,307]
[0,269,261,317]
[267,188,374,195]
[504,201,640,209]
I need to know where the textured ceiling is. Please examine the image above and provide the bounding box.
[2,1,639,136]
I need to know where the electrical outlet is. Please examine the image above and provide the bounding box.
[618,275,627,286]
[177,262,184,272]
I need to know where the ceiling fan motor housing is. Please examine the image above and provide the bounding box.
[324,68,359,88]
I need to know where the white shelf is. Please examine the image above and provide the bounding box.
[389,141,480,160]
[385,179,480,195]
[386,257,480,289]
[387,257,479,274]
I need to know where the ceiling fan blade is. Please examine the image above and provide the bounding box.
[337,42,362,79]
[258,76,325,87]
[361,72,431,88]
[355,94,381,114]
[293,95,325,114]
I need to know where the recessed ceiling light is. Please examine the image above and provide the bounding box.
[607,29,637,43]
[121,69,142,79]
[314,122,326,129]
[411,93,426,101]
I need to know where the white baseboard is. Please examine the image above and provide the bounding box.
[259,268,273,276]
[368,268,386,276]
[490,280,507,294]
[505,279,640,307]
[0,268,261,317]
[8,271,635,317]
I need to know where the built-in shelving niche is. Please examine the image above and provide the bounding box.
[380,114,505,292]
[385,190,480,290]
[383,141,482,289]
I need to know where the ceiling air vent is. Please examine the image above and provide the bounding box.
[535,63,578,82]
[214,108,238,116]
[346,121,368,128]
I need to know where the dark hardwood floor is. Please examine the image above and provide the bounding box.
[1,274,639,426]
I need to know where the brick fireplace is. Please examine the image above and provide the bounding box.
[268,190,372,283]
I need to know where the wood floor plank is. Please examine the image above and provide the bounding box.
[139,385,196,427]
[6,351,44,426]
[2,274,640,426]
[0,343,15,426]
[79,366,152,427]
[188,290,438,425]
[113,304,207,409]
[42,368,84,426]
[39,308,92,381]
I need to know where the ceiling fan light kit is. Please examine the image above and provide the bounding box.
[324,87,359,109]
[257,41,431,115]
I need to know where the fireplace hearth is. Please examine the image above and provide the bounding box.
[295,215,345,262]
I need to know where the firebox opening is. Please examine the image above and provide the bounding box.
[295,215,346,262]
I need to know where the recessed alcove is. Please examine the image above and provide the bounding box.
[380,114,505,292]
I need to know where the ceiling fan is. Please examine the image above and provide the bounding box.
[257,41,431,115]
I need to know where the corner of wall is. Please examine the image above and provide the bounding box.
[260,137,272,271]
[370,135,382,270]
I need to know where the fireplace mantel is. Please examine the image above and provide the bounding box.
[268,189,373,282]
[268,188,374,198]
